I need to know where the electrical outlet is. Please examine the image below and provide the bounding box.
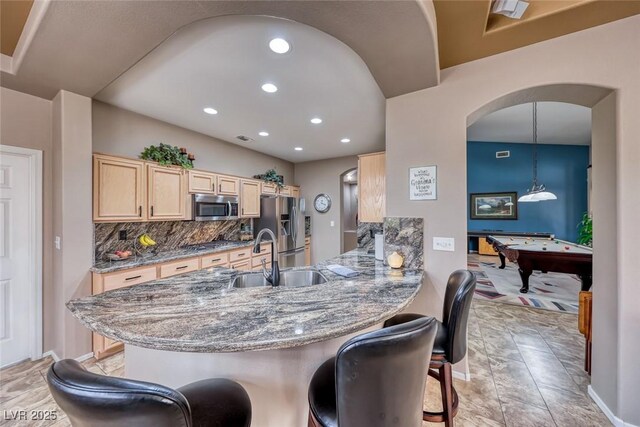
[330,221,335,227]
[433,237,455,252]
[119,230,127,241]
[54,236,61,250]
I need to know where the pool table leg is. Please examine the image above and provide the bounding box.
[579,274,593,291]
[498,253,506,269]
[518,268,532,293]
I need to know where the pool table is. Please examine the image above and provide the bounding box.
[486,235,593,294]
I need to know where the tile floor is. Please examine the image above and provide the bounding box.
[1,301,608,426]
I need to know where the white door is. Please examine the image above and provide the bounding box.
[0,147,42,367]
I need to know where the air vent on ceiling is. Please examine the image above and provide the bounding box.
[496,150,510,159]
[236,135,254,143]
[492,0,529,19]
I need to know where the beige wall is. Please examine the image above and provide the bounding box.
[590,92,618,414]
[92,101,294,184]
[52,91,94,358]
[386,16,639,424]
[0,88,56,352]
[294,156,358,263]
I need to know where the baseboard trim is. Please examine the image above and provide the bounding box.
[453,370,471,381]
[588,385,638,427]
[42,351,94,363]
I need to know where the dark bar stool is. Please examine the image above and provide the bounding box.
[383,270,476,427]
[307,317,438,427]
[46,359,251,427]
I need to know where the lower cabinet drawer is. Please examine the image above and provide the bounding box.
[230,259,251,271]
[201,252,230,268]
[229,248,251,263]
[103,266,158,292]
[252,254,271,268]
[160,257,200,278]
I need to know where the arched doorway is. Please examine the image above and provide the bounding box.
[465,84,617,409]
[340,168,358,253]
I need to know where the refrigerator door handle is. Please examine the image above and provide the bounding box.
[292,206,298,242]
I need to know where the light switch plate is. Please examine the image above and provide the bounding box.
[433,237,455,252]
[330,221,335,227]
[55,236,61,250]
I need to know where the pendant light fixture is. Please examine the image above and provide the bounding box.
[518,102,557,202]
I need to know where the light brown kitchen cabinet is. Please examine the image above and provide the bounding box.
[92,265,158,359]
[230,259,251,271]
[261,182,278,195]
[147,164,186,221]
[240,179,261,218]
[93,154,146,222]
[217,174,240,195]
[279,186,291,196]
[188,170,217,194]
[159,257,200,278]
[358,152,386,223]
[291,186,300,198]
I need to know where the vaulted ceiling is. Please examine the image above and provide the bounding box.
[433,0,640,69]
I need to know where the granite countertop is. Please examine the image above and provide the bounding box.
[68,249,424,353]
[91,240,255,274]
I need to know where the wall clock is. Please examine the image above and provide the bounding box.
[314,194,332,213]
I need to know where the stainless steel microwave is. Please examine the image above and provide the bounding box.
[192,194,239,221]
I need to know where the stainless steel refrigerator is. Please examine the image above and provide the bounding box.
[254,195,306,268]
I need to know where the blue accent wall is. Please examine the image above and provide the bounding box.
[467,141,589,243]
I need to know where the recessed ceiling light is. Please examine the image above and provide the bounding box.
[203,107,218,115]
[341,138,351,143]
[310,117,322,124]
[258,131,269,137]
[294,147,303,151]
[269,38,290,54]
[261,83,278,93]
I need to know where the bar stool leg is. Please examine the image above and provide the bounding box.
[441,362,453,427]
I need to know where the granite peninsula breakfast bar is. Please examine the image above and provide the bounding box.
[67,248,424,427]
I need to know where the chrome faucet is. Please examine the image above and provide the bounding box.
[253,228,280,287]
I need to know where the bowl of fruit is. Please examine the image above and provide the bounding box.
[105,250,133,261]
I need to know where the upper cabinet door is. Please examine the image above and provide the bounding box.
[279,186,292,196]
[358,152,386,223]
[217,175,240,196]
[291,186,300,198]
[93,154,146,222]
[261,182,278,195]
[240,180,261,218]
[147,165,186,221]
[188,170,217,194]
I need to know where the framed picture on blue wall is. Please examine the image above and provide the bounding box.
[470,192,518,220]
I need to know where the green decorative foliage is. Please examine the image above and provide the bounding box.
[577,212,592,247]
[140,143,193,169]
[258,169,284,187]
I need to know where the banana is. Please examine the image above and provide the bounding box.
[138,235,149,247]
[143,234,156,246]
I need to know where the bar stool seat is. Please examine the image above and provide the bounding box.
[383,270,476,427]
[307,317,438,427]
[308,357,338,427]
[46,359,251,427]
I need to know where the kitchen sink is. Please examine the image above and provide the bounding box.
[231,269,328,288]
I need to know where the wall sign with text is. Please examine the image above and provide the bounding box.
[409,166,437,200]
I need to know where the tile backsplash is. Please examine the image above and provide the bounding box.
[383,217,424,269]
[357,222,383,250]
[94,220,249,262]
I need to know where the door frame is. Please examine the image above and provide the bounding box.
[0,145,43,363]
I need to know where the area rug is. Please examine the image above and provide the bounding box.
[468,256,580,313]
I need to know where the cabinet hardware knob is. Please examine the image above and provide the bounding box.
[125,275,142,281]
[139,206,142,217]
[151,206,154,216]
[176,265,188,270]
